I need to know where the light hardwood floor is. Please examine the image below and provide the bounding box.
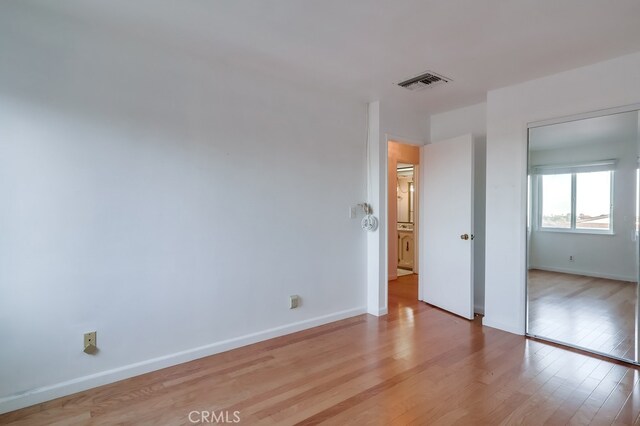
[2,274,640,425]
[528,269,637,361]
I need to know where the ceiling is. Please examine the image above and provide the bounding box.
[529,110,639,151]
[8,0,640,115]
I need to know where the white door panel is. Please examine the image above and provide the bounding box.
[419,134,474,319]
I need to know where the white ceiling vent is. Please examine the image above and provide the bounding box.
[397,71,451,91]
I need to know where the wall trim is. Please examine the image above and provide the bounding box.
[367,306,388,316]
[527,102,640,129]
[529,265,635,283]
[0,306,366,415]
[386,133,426,146]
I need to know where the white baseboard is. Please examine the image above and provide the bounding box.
[482,317,525,336]
[367,306,388,316]
[0,306,366,415]
[529,265,635,282]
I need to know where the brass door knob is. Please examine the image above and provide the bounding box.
[460,233,469,240]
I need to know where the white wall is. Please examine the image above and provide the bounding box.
[430,103,487,143]
[485,51,640,335]
[366,98,429,315]
[430,103,487,314]
[0,5,369,412]
[529,134,638,282]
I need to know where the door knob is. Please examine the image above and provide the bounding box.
[460,233,469,240]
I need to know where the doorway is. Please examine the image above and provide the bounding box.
[383,135,485,318]
[388,141,420,305]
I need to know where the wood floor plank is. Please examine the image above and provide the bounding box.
[614,373,640,425]
[528,269,637,361]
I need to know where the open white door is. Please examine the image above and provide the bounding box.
[419,134,474,320]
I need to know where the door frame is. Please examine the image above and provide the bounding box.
[381,134,426,314]
[524,102,640,365]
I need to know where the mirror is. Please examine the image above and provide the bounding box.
[397,164,415,223]
[409,182,415,223]
[527,108,640,363]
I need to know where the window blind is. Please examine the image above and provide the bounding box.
[530,159,617,175]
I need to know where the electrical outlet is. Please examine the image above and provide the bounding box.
[569,255,575,262]
[348,206,356,219]
[84,331,97,354]
[289,295,301,309]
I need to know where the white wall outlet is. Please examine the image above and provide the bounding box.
[289,295,301,309]
[348,206,356,219]
[83,331,97,354]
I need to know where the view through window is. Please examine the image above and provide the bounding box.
[541,170,612,231]
[541,174,572,228]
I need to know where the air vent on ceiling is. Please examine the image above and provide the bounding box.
[397,71,451,91]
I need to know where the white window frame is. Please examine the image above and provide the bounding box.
[536,166,615,235]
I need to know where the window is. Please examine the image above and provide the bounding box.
[576,171,612,230]
[541,174,572,228]
[540,170,613,232]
